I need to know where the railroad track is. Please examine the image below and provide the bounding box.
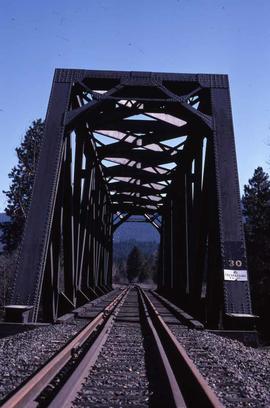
[1,287,128,408]
[1,287,224,408]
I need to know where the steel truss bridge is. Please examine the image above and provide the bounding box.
[9,69,254,329]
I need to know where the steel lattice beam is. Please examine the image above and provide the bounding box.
[8,69,254,330]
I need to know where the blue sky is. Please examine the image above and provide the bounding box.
[0,0,270,211]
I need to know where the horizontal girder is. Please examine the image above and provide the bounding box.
[110,203,159,215]
[111,193,162,207]
[108,181,165,197]
[104,165,172,183]
[95,119,184,133]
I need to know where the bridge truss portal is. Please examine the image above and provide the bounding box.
[10,69,254,328]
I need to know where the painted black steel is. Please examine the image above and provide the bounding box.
[9,69,253,328]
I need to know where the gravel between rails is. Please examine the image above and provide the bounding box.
[72,290,154,408]
[0,319,89,400]
[170,326,270,408]
[72,322,151,407]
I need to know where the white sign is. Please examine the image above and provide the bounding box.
[224,269,248,281]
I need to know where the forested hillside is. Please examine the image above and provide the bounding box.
[112,220,160,284]
[113,240,159,284]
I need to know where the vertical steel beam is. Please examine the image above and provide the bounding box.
[62,136,75,304]
[211,86,253,327]
[10,77,72,321]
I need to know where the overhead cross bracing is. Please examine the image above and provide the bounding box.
[8,69,255,330]
[66,76,208,230]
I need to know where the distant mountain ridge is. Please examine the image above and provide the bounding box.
[113,239,158,261]
[113,221,159,243]
[0,213,160,250]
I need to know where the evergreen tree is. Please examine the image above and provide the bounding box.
[1,119,44,251]
[242,167,270,278]
[0,250,18,307]
[138,258,150,283]
[112,259,127,283]
[113,240,159,284]
[126,246,144,282]
[243,167,270,232]
[242,167,270,336]
[151,249,159,283]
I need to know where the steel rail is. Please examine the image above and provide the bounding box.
[138,287,187,408]
[138,287,224,408]
[1,288,128,408]
[46,287,129,407]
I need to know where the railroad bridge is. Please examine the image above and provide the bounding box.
[8,69,254,329]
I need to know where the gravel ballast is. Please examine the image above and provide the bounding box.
[170,327,270,408]
[0,289,121,402]
[0,319,89,400]
[1,288,270,407]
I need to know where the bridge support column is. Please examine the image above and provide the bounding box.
[210,87,254,329]
[9,79,72,322]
